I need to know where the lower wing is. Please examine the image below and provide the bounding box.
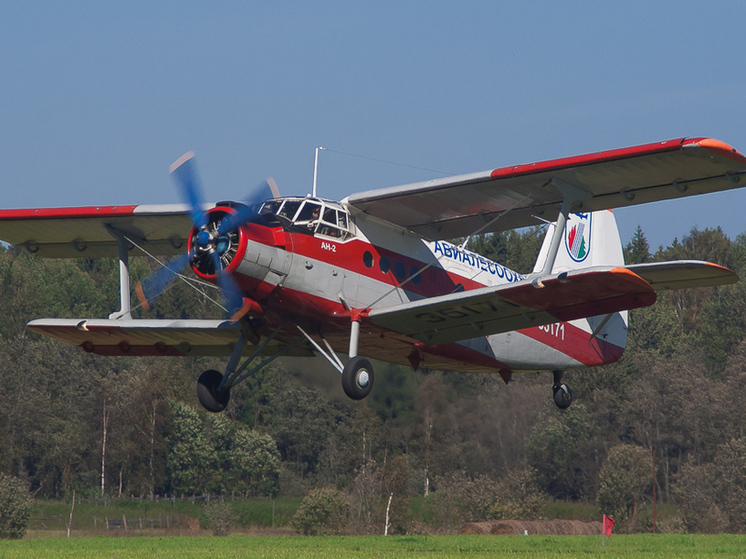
[27,318,313,357]
[366,261,735,346]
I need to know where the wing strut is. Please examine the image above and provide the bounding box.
[104,225,135,320]
[535,178,592,279]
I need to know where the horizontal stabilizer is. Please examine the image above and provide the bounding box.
[625,260,738,290]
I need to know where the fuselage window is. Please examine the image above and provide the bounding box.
[379,255,390,274]
[394,261,406,281]
[363,251,374,268]
[410,266,422,285]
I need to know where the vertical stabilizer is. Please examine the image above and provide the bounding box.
[533,209,624,274]
[533,209,628,359]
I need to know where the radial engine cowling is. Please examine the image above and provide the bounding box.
[189,205,289,300]
[189,207,248,279]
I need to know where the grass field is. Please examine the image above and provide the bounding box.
[2,534,746,558]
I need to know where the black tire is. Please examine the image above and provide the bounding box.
[197,369,231,413]
[342,356,374,400]
[552,382,573,409]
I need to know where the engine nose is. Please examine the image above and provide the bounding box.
[190,207,247,279]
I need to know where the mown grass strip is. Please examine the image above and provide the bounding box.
[2,534,746,559]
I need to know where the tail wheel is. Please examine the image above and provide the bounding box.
[197,369,231,413]
[342,356,374,400]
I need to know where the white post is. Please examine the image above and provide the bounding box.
[312,146,325,198]
[384,493,393,536]
[101,398,109,496]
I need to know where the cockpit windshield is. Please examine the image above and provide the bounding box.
[260,197,352,240]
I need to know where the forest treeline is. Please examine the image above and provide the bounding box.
[2,223,746,533]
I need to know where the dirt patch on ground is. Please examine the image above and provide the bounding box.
[459,519,602,535]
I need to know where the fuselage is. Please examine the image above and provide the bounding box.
[196,197,626,378]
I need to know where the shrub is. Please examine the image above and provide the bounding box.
[0,474,31,539]
[490,468,547,520]
[204,500,233,536]
[597,444,653,532]
[291,487,349,535]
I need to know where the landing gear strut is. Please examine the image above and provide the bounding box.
[552,370,573,409]
[196,322,303,413]
[296,323,376,401]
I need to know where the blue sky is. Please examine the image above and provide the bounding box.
[1,1,745,249]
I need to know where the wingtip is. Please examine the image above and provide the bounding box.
[684,138,746,165]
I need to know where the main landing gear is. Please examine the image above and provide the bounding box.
[342,356,374,400]
[197,369,231,413]
[296,320,375,401]
[552,370,573,409]
[196,322,305,413]
[195,318,376,413]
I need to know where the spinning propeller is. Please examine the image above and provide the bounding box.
[135,151,279,321]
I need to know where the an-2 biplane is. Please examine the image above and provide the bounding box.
[0,137,744,412]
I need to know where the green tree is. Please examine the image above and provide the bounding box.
[597,444,653,531]
[0,473,31,539]
[526,403,596,500]
[468,227,545,274]
[167,401,216,494]
[624,225,651,264]
[708,438,746,532]
[672,438,746,534]
[210,413,280,497]
[383,455,411,534]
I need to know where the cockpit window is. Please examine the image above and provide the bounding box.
[260,199,281,215]
[278,200,301,220]
[260,197,352,240]
[296,202,322,223]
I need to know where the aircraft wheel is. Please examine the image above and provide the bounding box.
[342,357,374,400]
[552,382,573,409]
[197,369,231,413]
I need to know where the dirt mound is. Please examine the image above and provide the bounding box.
[458,519,602,535]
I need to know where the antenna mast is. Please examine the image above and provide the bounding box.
[312,146,325,197]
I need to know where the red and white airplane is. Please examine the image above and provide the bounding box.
[0,137,744,412]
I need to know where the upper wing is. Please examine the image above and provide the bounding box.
[366,261,735,346]
[344,138,746,240]
[26,318,314,357]
[0,204,199,258]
